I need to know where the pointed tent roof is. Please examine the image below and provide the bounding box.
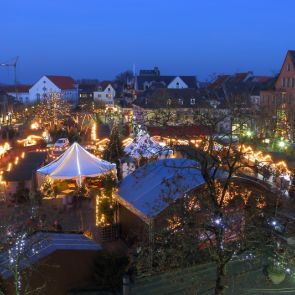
[37,142,116,179]
[124,130,172,159]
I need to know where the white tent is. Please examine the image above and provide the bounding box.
[37,142,116,183]
[124,130,172,159]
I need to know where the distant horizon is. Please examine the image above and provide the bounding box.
[0,58,282,85]
[1,0,295,84]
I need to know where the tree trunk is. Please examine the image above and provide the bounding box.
[215,263,226,295]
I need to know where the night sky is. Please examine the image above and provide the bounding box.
[1,0,295,84]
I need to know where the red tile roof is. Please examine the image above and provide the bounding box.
[253,76,273,83]
[232,72,249,82]
[46,75,76,90]
[210,75,230,89]
[0,85,31,93]
[148,125,209,137]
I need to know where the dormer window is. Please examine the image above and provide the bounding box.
[190,98,196,105]
[178,98,183,105]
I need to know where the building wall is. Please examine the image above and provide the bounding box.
[7,91,30,104]
[118,204,148,241]
[29,76,61,103]
[61,88,78,101]
[4,250,99,295]
[167,77,188,89]
[93,84,115,106]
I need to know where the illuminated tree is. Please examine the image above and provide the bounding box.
[103,124,124,179]
[135,105,286,295]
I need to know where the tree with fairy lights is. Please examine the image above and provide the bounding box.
[103,124,124,179]
[135,103,287,294]
[0,206,46,294]
[274,103,292,146]
[96,173,118,226]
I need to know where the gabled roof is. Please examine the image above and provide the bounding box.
[288,50,295,67]
[133,88,211,109]
[0,85,31,93]
[3,152,47,182]
[209,75,230,89]
[136,75,197,90]
[46,75,76,90]
[97,81,113,91]
[118,158,226,219]
[0,232,101,279]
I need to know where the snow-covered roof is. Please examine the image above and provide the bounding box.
[37,142,116,180]
[124,131,172,159]
[0,232,101,279]
[118,158,225,220]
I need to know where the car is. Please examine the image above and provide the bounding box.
[54,138,69,150]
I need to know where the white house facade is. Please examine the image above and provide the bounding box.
[29,75,78,103]
[93,83,116,107]
[167,76,188,89]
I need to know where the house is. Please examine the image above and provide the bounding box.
[3,151,47,197]
[0,232,101,295]
[78,82,100,100]
[132,88,230,136]
[0,85,31,104]
[0,91,17,123]
[29,75,78,103]
[135,67,197,91]
[116,158,226,239]
[93,81,116,107]
[259,50,295,139]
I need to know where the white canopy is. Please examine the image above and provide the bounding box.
[37,142,116,181]
[124,131,172,159]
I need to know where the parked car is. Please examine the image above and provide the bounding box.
[54,138,69,150]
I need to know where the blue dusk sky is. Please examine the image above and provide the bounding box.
[1,0,295,84]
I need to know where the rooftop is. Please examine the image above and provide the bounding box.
[3,152,47,182]
[0,231,101,279]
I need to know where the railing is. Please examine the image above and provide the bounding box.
[99,224,119,243]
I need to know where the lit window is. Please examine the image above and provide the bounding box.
[178,99,183,105]
[190,98,196,105]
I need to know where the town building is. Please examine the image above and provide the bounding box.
[29,75,78,103]
[132,88,230,136]
[0,85,31,104]
[93,81,116,107]
[260,50,295,139]
[135,67,197,91]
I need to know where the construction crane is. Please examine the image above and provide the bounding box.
[0,56,19,100]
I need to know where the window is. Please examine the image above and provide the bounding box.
[287,78,290,87]
[283,77,286,87]
[292,78,295,88]
[272,96,275,105]
[287,64,291,71]
[167,98,172,105]
[190,98,196,105]
[108,87,111,92]
[178,98,183,105]
[176,82,180,88]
